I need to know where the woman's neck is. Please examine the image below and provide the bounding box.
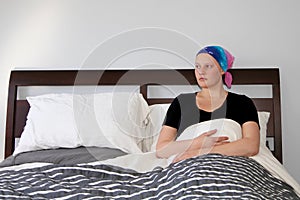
[196,87,228,112]
[198,87,228,99]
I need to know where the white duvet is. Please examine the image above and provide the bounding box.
[2,119,299,196]
[98,119,300,196]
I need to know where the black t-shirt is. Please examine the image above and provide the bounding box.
[163,92,259,137]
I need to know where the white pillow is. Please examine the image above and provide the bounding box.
[75,92,149,152]
[14,94,82,156]
[145,103,270,152]
[144,104,171,152]
[258,111,270,147]
[14,92,149,155]
[167,118,242,164]
[175,118,242,142]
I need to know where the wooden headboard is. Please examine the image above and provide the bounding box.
[5,69,282,162]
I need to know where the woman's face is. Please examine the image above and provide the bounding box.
[195,53,224,88]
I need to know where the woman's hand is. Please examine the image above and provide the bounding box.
[193,129,229,150]
[209,122,260,157]
[156,126,229,159]
[172,132,230,163]
[172,149,200,163]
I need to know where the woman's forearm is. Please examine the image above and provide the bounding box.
[210,123,260,157]
[156,129,226,159]
[172,137,259,163]
[155,138,200,158]
[210,137,259,157]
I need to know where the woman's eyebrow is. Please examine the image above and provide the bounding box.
[195,62,213,65]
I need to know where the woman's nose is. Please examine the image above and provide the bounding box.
[196,67,205,74]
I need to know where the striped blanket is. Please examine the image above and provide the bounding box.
[0,154,298,199]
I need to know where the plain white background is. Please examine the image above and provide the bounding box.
[0,0,299,183]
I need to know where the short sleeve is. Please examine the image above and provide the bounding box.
[227,93,260,128]
[239,95,259,126]
[163,97,181,129]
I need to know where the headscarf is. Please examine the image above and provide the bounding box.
[196,45,235,88]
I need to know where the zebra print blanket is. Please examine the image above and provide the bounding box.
[0,154,298,199]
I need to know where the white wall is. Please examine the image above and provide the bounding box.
[0,0,299,182]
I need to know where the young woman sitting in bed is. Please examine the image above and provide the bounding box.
[156,45,260,162]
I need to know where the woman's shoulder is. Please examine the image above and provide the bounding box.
[228,92,253,104]
[170,92,195,103]
[177,92,197,99]
[175,92,198,105]
[228,91,251,100]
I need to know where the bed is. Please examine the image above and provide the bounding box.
[1,68,299,199]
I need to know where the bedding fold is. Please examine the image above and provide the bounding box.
[0,154,298,199]
[0,146,127,167]
[95,119,300,196]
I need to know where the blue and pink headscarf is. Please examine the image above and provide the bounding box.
[197,46,235,88]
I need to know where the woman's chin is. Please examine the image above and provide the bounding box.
[197,82,208,88]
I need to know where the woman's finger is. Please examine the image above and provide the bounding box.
[173,152,184,163]
[203,129,217,136]
[215,136,229,142]
[215,141,230,146]
[206,136,228,142]
[173,154,184,163]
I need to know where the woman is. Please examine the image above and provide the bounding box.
[155,45,260,162]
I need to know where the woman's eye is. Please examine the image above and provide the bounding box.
[206,65,213,69]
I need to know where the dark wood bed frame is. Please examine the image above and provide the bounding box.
[5,69,282,162]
